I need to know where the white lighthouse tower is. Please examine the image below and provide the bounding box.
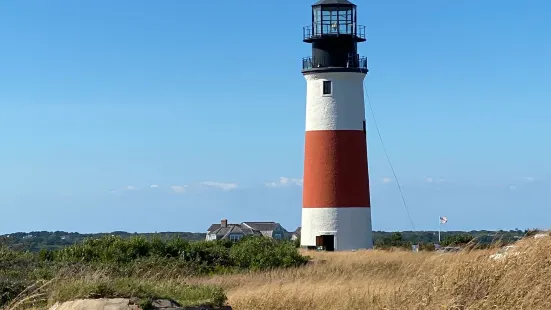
[300,0,373,251]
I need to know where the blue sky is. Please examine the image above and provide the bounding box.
[0,0,549,234]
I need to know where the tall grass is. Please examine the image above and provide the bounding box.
[187,235,551,310]
[4,234,551,309]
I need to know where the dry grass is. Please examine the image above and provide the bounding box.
[185,236,551,310]
[5,236,551,309]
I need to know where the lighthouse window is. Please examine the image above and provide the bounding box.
[322,81,332,95]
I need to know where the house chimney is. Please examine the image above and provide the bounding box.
[221,219,228,228]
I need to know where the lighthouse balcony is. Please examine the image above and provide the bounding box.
[303,25,366,42]
[302,55,368,71]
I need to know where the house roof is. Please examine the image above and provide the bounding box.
[241,222,280,232]
[294,227,301,235]
[210,226,231,238]
[209,224,261,239]
[240,227,261,236]
[207,224,220,232]
[207,222,238,232]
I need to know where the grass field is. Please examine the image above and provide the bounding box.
[188,236,551,310]
[3,234,551,310]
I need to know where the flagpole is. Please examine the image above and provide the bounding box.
[438,217,441,243]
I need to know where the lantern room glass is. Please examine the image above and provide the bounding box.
[313,6,355,36]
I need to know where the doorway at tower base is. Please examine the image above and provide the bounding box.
[315,234,335,251]
[300,207,373,251]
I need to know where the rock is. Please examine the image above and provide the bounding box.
[48,298,232,310]
[180,306,232,310]
[49,298,140,310]
[151,299,180,308]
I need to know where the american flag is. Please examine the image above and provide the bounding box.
[439,216,448,224]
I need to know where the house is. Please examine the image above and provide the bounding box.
[205,219,290,242]
[291,227,301,241]
[241,222,289,240]
[205,219,260,242]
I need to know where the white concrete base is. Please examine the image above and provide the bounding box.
[300,207,373,251]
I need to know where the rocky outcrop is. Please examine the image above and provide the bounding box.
[49,298,138,310]
[48,298,232,310]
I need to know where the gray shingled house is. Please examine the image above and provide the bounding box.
[241,222,289,240]
[206,219,290,242]
[291,227,301,241]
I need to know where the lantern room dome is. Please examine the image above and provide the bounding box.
[312,0,355,6]
[301,0,368,74]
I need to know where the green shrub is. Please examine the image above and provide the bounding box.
[441,234,475,247]
[229,236,308,270]
[0,246,38,306]
[0,246,36,270]
[374,232,413,250]
[419,242,436,251]
[293,237,301,248]
[48,235,307,274]
[0,279,28,307]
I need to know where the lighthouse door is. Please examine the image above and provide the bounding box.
[315,235,335,252]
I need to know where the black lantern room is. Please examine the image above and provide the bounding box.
[302,0,368,74]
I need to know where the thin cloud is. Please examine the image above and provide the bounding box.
[381,177,392,184]
[523,177,535,182]
[150,184,159,188]
[509,185,518,191]
[126,186,136,191]
[170,185,188,193]
[200,181,239,191]
[266,177,303,188]
[425,177,445,184]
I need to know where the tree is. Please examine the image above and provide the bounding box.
[441,234,474,246]
[390,232,403,244]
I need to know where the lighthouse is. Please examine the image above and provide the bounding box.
[300,0,373,251]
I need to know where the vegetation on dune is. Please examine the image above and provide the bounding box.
[229,237,308,271]
[0,235,308,309]
[44,235,308,271]
[2,230,550,309]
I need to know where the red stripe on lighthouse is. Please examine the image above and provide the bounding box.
[303,130,371,208]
